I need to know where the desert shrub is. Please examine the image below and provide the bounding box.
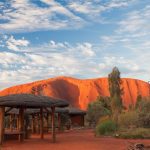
[138,113,150,128]
[86,96,111,127]
[118,128,150,139]
[118,111,139,128]
[135,96,150,128]
[98,115,110,124]
[95,119,117,136]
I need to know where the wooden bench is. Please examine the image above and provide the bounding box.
[4,130,24,141]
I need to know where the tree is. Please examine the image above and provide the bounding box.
[86,96,111,127]
[108,67,124,123]
[135,94,142,110]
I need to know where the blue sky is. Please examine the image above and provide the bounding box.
[0,0,150,90]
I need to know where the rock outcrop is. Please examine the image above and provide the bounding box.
[0,76,150,110]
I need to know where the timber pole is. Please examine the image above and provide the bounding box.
[0,106,5,145]
[46,113,49,133]
[58,113,61,131]
[19,108,24,142]
[10,114,13,131]
[32,115,36,134]
[17,115,19,130]
[40,108,44,139]
[51,106,56,143]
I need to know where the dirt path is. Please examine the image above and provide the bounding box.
[1,129,150,150]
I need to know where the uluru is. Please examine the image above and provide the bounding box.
[0,76,150,110]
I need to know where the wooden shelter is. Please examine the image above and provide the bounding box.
[5,107,69,134]
[0,94,69,145]
[45,108,69,131]
[68,108,86,127]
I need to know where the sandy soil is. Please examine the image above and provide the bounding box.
[1,129,150,150]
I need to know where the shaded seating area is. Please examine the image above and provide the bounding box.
[5,108,39,139]
[4,107,86,136]
[0,94,69,145]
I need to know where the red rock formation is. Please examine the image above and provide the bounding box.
[0,76,150,110]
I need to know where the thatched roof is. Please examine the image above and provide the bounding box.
[67,108,86,115]
[5,108,40,115]
[45,107,86,115]
[5,107,69,115]
[0,94,69,108]
[45,107,69,114]
[55,108,69,113]
[52,99,69,107]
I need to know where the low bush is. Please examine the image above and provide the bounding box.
[86,96,111,127]
[98,115,110,124]
[135,96,150,128]
[118,111,139,128]
[118,128,150,139]
[95,119,117,136]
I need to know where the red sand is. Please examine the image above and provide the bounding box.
[1,129,150,150]
[0,76,150,110]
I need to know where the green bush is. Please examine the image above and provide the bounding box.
[118,111,139,128]
[96,119,117,136]
[135,97,150,128]
[118,128,150,139]
[86,96,111,127]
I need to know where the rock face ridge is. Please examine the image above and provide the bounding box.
[0,76,150,110]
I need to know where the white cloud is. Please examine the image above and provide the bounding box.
[0,40,97,89]
[0,52,26,65]
[0,36,146,90]
[0,27,149,90]
[98,4,150,80]
[0,36,149,90]
[99,56,140,72]
[76,43,95,57]
[67,0,136,17]
[6,36,30,51]
[25,40,96,57]
[0,0,138,33]
[118,5,150,33]
[0,0,84,33]
[49,40,68,49]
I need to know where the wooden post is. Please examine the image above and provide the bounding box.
[51,107,56,143]
[24,115,29,139]
[15,114,17,129]
[10,114,13,131]
[38,114,40,134]
[19,108,24,142]
[46,113,49,133]
[58,113,61,131]
[0,107,5,145]
[32,115,36,133]
[40,108,44,139]
[82,115,85,126]
[17,115,19,130]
